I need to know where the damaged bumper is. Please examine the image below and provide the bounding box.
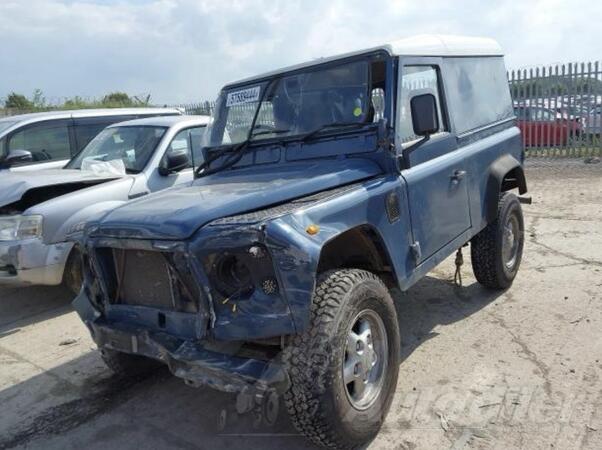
[74,291,290,394]
[0,238,72,287]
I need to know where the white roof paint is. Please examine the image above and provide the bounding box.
[388,34,503,57]
[226,34,503,88]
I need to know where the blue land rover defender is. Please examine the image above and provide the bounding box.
[74,35,527,449]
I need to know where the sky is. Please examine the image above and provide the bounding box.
[0,0,600,104]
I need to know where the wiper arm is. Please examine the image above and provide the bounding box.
[301,122,367,143]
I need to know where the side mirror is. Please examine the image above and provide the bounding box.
[159,150,189,176]
[5,149,33,166]
[400,94,440,170]
[410,93,439,136]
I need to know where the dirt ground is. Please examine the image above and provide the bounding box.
[1,159,601,450]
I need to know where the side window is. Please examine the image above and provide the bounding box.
[166,127,206,169]
[445,57,513,133]
[8,122,71,162]
[397,66,446,145]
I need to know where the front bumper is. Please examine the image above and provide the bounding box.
[74,291,289,394]
[0,238,73,287]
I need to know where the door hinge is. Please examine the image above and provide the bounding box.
[410,241,421,263]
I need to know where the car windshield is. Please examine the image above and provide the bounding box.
[0,120,18,135]
[66,126,167,174]
[205,59,371,147]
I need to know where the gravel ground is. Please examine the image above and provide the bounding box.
[0,160,600,450]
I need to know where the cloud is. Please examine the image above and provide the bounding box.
[0,0,600,103]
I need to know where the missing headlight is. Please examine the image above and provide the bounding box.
[206,244,277,300]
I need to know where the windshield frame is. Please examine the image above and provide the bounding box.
[0,121,19,161]
[206,52,389,151]
[65,125,168,173]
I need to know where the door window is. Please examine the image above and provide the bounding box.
[397,66,446,145]
[8,122,71,162]
[165,127,206,168]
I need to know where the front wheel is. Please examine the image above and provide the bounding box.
[100,348,162,377]
[284,269,400,449]
[62,247,83,295]
[471,192,525,289]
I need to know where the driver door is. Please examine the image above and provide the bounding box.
[398,60,472,265]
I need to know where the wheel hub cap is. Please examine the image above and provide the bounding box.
[343,309,388,410]
[502,214,520,270]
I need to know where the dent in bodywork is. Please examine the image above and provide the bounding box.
[0,181,116,214]
[73,290,289,393]
[263,175,412,331]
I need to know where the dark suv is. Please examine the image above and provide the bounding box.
[74,35,528,449]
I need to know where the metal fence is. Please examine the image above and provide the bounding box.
[509,61,602,157]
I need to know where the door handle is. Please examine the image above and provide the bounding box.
[451,170,466,181]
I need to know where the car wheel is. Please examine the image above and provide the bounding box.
[100,348,162,377]
[284,269,400,449]
[471,192,525,289]
[62,247,83,295]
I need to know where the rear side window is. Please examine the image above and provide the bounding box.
[397,66,446,145]
[445,57,513,133]
[8,121,71,162]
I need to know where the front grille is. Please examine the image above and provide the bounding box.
[112,249,175,309]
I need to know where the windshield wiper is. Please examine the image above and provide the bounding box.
[196,80,276,178]
[196,140,251,178]
[301,122,367,143]
[251,128,291,137]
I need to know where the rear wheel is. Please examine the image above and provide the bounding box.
[284,269,400,449]
[471,192,524,289]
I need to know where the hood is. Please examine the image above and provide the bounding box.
[0,169,124,212]
[95,159,383,240]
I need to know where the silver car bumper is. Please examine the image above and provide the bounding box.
[0,238,73,287]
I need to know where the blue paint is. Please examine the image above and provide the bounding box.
[73,49,526,391]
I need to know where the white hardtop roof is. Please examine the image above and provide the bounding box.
[226,34,503,88]
[110,115,210,128]
[0,107,182,129]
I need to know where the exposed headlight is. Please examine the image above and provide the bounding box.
[0,215,43,241]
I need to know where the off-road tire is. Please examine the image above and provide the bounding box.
[100,348,162,377]
[62,247,83,295]
[471,192,524,289]
[284,269,400,449]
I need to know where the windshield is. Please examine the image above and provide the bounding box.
[66,126,167,173]
[206,60,371,147]
[0,120,18,135]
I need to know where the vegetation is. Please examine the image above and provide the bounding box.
[1,90,152,114]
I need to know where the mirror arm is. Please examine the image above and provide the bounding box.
[398,133,430,170]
